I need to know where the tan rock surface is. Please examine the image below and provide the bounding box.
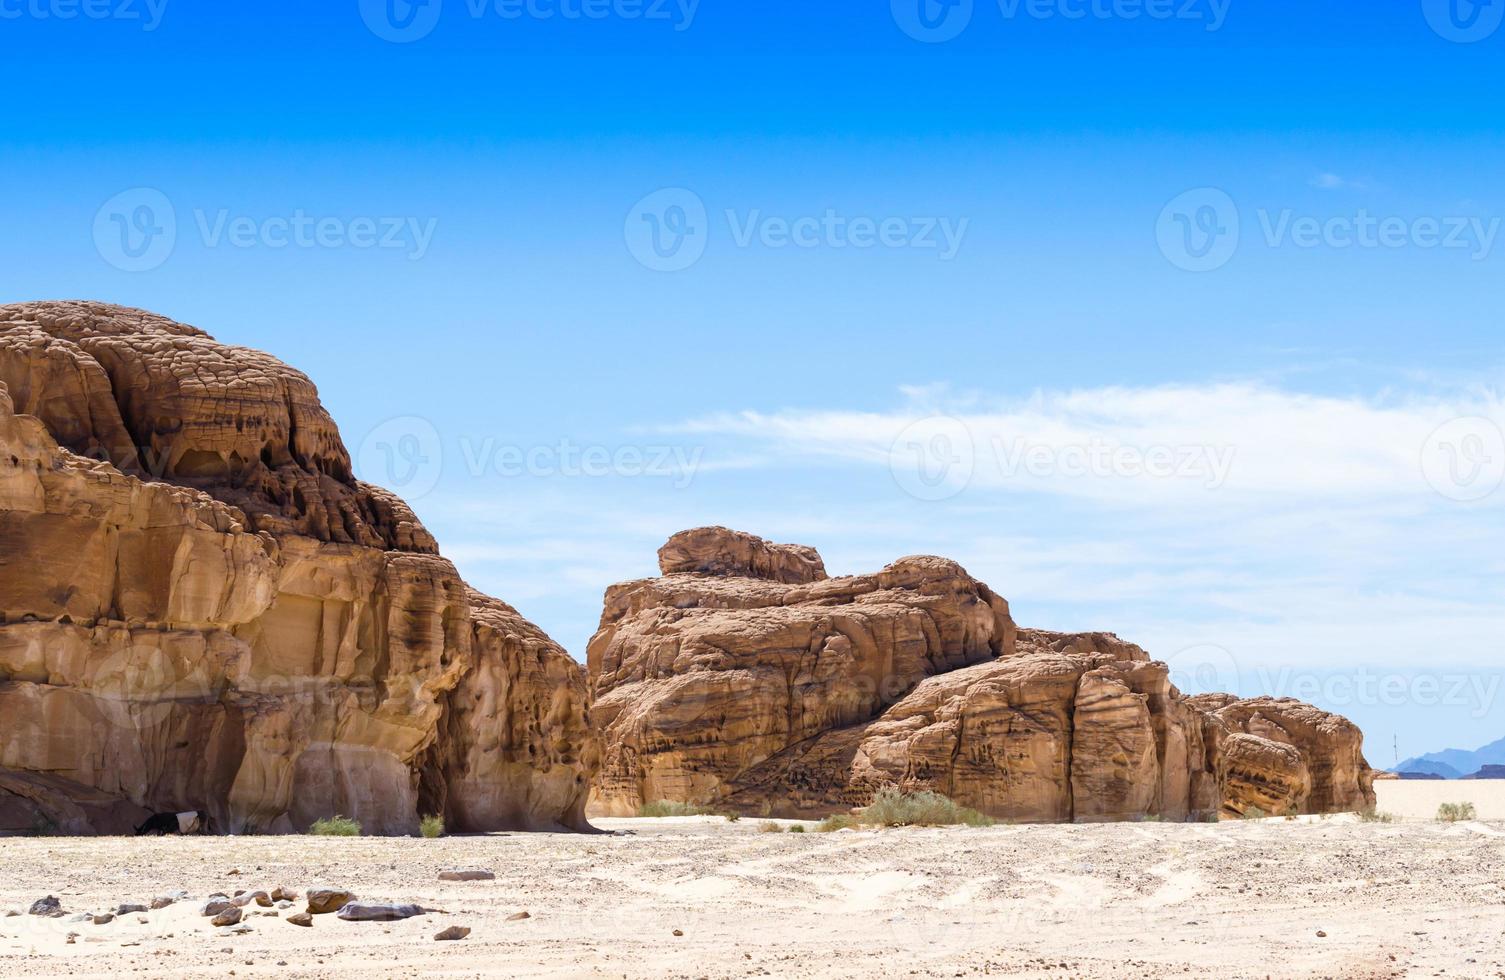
[588,528,1373,821]
[0,301,596,835]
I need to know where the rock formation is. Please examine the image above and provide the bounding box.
[588,528,1375,821]
[0,301,597,836]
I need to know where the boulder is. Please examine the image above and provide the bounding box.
[305,889,357,915]
[336,903,425,922]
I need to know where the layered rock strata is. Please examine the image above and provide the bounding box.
[588,528,1374,821]
[0,301,597,836]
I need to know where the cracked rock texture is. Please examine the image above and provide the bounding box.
[587,528,1374,821]
[0,301,597,836]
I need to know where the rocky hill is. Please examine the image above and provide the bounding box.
[588,527,1376,821]
[0,301,599,835]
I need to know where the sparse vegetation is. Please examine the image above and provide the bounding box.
[1358,806,1397,824]
[815,813,861,833]
[861,788,995,828]
[757,821,783,834]
[787,824,805,833]
[1437,802,1477,823]
[309,815,362,836]
[1239,806,1269,821]
[636,801,722,818]
[420,814,445,838]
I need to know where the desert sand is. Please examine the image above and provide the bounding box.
[1376,779,1505,821]
[2,815,1503,979]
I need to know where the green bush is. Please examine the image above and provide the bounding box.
[815,813,860,833]
[860,788,995,828]
[1437,802,1477,823]
[757,821,783,834]
[1239,806,1269,821]
[787,824,805,833]
[1358,806,1396,824]
[420,814,445,838]
[309,815,362,836]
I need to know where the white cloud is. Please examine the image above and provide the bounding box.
[669,382,1505,508]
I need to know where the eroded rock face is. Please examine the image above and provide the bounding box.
[0,301,596,835]
[588,528,1374,821]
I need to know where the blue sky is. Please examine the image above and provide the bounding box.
[5,0,1504,763]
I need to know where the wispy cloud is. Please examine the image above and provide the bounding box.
[1310,172,1375,191]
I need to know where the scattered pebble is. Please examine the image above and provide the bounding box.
[28,896,64,918]
[437,869,495,882]
[92,913,114,926]
[434,926,471,941]
[287,913,313,927]
[507,911,531,922]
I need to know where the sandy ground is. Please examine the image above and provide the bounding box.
[2,815,1504,979]
[1376,780,1505,820]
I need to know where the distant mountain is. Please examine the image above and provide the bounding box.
[1395,759,1465,779]
[1392,771,1446,780]
[1396,737,1505,779]
[1462,765,1505,780]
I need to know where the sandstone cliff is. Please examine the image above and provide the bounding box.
[0,301,597,836]
[588,528,1375,821]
